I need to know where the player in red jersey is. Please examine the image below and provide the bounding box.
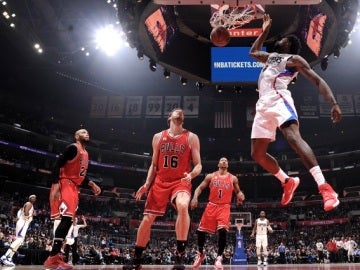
[191,157,245,269]
[124,108,202,270]
[43,129,101,270]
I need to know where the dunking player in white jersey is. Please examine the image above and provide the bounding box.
[0,195,37,267]
[249,14,342,212]
[250,211,273,266]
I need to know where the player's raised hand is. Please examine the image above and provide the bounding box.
[262,13,272,32]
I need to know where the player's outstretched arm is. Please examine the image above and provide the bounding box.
[288,55,342,123]
[233,176,245,205]
[135,132,161,200]
[190,173,211,210]
[249,13,271,63]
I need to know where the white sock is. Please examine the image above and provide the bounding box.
[310,166,325,186]
[5,249,13,258]
[53,219,61,236]
[274,168,289,183]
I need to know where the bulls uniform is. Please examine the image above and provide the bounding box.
[255,218,270,248]
[251,53,298,142]
[50,143,89,219]
[198,172,234,234]
[144,129,192,216]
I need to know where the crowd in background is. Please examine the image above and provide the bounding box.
[1,109,360,266]
[1,190,360,266]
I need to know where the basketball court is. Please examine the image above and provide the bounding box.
[4,264,360,269]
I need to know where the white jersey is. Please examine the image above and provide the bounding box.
[251,52,299,141]
[17,204,34,223]
[316,242,324,251]
[258,53,297,97]
[15,203,34,238]
[255,218,269,236]
[347,240,357,251]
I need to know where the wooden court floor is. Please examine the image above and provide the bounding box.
[3,263,360,269]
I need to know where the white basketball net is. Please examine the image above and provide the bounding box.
[236,222,243,231]
[210,4,257,29]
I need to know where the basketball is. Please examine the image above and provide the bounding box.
[210,26,230,47]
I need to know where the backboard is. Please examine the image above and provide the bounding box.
[230,212,252,228]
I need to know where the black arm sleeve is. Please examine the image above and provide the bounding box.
[51,144,78,183]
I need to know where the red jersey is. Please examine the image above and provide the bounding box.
[59,143,89,186]
[156,129,191,181]
[208,171,234,204]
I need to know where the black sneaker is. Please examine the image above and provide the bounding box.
[172,251,185,270]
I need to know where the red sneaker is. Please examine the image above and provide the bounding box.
[193,251,205,268]
[214,255,223,270]
[319,183,340,211]
[281,177,300,205]
[43,254,73,270]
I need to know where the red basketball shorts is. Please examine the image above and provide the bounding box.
[144,176,191,216]
[50,178,79,219]
[198,202,231,234]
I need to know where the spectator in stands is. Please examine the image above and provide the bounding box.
[336,236,346,262]
[0,232,5,249]
[27,237,38,249]
[43,129,101,270]
[0,194,37,267]
[45,238,52,252]
[124,108,202,270]
[315,239,325,263]
[345,236,357,263]
[326,237,337,262]
[278,242,286,264]
[190,157,244,269]
[64,215,87,265]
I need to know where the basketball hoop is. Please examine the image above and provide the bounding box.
[235,218,244,232]
[236,222,243,232]
[209,4,258,30]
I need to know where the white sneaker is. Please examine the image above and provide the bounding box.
[263,261,268,266]
[257,260,262,266]
[214,255,223,269]
[1,256,15,267]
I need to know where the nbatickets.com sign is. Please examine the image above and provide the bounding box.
[211,46,264,83]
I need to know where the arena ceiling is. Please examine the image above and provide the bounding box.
[118,0,359,84]
[0,0,359,151]
[0,0,358,89]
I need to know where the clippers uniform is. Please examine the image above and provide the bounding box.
[50,143,89,219]
[255,217,270,248]
[16,204,34,238]
[198,172,234,234]
[144,129,192,216]
[251,53,298,141]
[1,197,36,266]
